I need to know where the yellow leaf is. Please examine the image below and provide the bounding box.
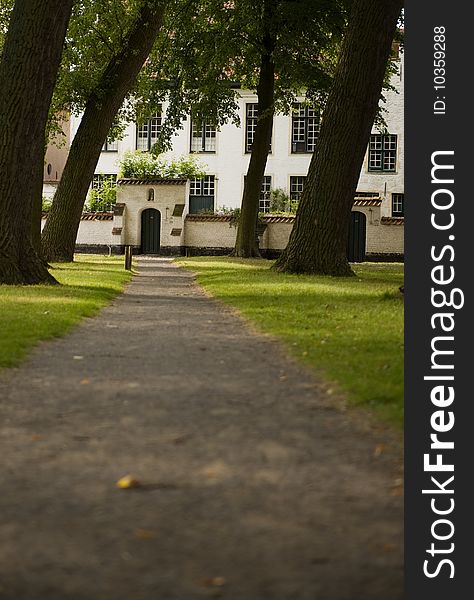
[116,474,141,489]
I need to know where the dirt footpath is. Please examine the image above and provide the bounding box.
[0,257,403,600]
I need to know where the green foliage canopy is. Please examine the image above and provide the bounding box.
[136,0,351,149]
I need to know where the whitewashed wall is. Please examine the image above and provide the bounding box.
[41,216,115,246]
[70,54,404,218]
[116,181,188,248]
[41,212,404,256]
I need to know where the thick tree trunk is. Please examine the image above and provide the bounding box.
[274,0,403,276]
[41,1,167,263]
[233,0,276,258]
[0,0,73,284]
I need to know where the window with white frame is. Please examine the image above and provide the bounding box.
[190,120,216,152]
[291,103,320,153]
[189,175,215,214]
[89,174,117,211]
[245,103,272,153]
[392,192,404,216]
[244,175,272,212]
[136,109,162,151]
[92,174,117,189]
[259,176,272,212]
[290,176,306,202]
[102,138,118,152]
[368,134,397,172]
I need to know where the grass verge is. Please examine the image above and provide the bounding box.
[0,255,132,369]
[177,257,404,426]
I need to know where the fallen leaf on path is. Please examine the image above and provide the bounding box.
[134,528,158,539]
[373,444,385,457]
[172,434,191,445]
[31,434,44,442]
[80,379,90,385]
[199,577,226,588]
[73,355,84,360]
[200,461,231,480]
[116,474,141,489]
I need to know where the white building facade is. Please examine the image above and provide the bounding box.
[71,53,404,221]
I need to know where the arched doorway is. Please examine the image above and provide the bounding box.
[141,208,161,254]
[347,211,366,262]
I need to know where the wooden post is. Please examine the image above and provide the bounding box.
[125,245,132,270]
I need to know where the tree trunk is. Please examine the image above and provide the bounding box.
[0,0,73,284]
[274,0,403,276]
[41,1,167,263]
[233,0,276,258]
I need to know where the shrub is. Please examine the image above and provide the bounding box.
[86,179,117,212]
[42,196,52,212]
[268,188,298,213]
[119,151,207,180]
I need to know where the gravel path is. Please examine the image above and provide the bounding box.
[0,257,403,600]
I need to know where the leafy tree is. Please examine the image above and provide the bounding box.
[231,0,349,256]
[144,0,348,257]
[274,0,404,276]
[41,0,167,263]
[0,0,73,284]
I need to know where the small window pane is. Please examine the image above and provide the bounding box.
[136,109,162,151]
[291,103,320,153]
[392,193,404,216]
[290,176,306,202]
[191,121,216,152]
[368,134,397,172]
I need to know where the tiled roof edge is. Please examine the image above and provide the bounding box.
[381,216,404,225]
[117,178,187,185]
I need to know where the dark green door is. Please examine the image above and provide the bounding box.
[347,211,366,262]
[141,208,161,254]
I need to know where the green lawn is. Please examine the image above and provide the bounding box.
[177,257,404,426]
[0,255,132,369]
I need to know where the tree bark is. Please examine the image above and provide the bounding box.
[233,0,276,257]
[41,1,167,263]
[274,0,403,276]
[0,0,73,284]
